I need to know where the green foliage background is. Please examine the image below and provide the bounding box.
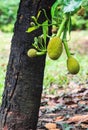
[51,0,88,30]
[0,0,20,32]
[0,0,88,32]
[71,0,88,30]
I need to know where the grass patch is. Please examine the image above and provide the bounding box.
[0,31,12,103]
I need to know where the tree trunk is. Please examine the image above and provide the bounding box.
[0,0,55,130]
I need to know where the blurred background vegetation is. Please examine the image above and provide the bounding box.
[0,0,20,32]
[0,0,88,103]
[0,0,88,32]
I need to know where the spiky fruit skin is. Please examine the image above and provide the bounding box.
[67,56,80,74]
[27,48,37,58]
[47,37,63,60]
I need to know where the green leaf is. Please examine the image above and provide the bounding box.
[51,1,57,17]
[31,16,38,24]
[37,10,42,19]
[42,20,48,44]
[26,26,39,33]
[63,0,82,13]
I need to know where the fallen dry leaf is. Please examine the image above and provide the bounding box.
[45,123,57,129]
[50,129,61,130]
[80,123,88,129]
[78,100,86,105]
[47,100,56,106]
[67,114,88,123]
[55,116,64,122]
[67,104,78,109]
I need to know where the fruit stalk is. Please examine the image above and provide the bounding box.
[56,15,67,37]
[62,15,71,58]
[63,40,71,58]
[37,50,46,56]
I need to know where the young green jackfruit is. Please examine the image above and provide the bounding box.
[47,37,63,60]
[27,48,37,58]
[67,56,80,74]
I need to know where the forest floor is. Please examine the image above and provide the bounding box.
[0,30,88,130]
[38,85,88,130]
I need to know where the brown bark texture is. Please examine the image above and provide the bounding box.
[0,0,55,130]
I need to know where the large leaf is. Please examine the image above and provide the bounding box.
[63,0,82,13]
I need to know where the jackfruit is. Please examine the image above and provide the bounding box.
[27,48,37,58]
[67,56,80,74]
[47,37,63,60]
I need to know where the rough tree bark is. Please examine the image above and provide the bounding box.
[0,0,55,130]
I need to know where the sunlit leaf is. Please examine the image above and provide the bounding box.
[63,0,82,13]
[26,26,39,33]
